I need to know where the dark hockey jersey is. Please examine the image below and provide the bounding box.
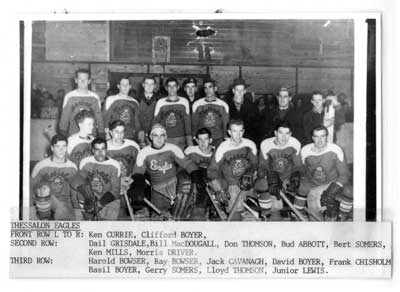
[31,157,78,207]
[208,138,258,186]
[184,145,213,169]
[192,98,229,140]
[153,97,191,138]
[134,143,197,186]
[59,89,104,137]
[67,133,94,167]
[103,95,141,140]
[79,156,121,198]
[107,139,140,177]
[300,143,349,186]
[258,137,302,180]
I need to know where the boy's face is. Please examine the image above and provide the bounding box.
[143,79,155,94]
[51,140,67,160]
[79,117,94,135]
[118,78,131,95]
[75,72,91,90]
[312,129,328,149]
[228,124,244,144]
[232,85,246,104]
[151,130,167,149]
[195,133,212,151]
[111,125,125,144]
[166,81,178,97]
[204,82,216,98]
[274,127,291,146]
[93,142,107,162]
[277,90,291,108]
[184,83,197,98]
[311,94,324,111]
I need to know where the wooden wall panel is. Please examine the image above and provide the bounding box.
[209,66,240,93]
[242,67,296,94]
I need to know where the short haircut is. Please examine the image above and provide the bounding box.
[109,120,126,131]
[75,68,91,79]
[119,76,131,84]
[142,75,157,84]
[228,119,244,129]
[324,89,336,98]
[311,125,328,137]
[274,120,292,132]
[278,88,291,97]
[50,133,68,146]
[165,77,179,87]
[74,109,95,126]
[91,137,107,150]
[311,90,324,98]
[195,127,212,139]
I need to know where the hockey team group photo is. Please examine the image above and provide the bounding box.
[27,19,355,222]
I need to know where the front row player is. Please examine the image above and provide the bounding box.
[295,125,353,221]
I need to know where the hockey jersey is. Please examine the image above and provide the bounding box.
[31,157,78,207]
[258,137,303,180]
[184,145,213,169]
[79,156,121,199]
[107,139,140,177]
[134,143,197,186]
[192,98,229,140]
[300,143,349,186]
[153,97,191,138]
[103,95,141,140]
[67,133,94,167]
[208,138,258,186]
[59,89,104,137]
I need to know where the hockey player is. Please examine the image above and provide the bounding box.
[153,77,192,150]
[207,119,258,221]
[78,137,122,220]
[67,109,95,167]
[132,124,202,220]
[59,69,104,137]
[182,77,201,107]
[103,77,142,142]
[257,121,303,220]
[30,134,79,220]
[297,125,353,221]
[192,78,229,147]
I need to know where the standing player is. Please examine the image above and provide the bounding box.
[182,77,200,108]
[207,119,258,221]
[30,134,79,220]
[103,77,142,141]
[192,78,229,147]
[257,121,303,220]
[297,125,353,221]
[59,69,104,137]
[153,77,192,150]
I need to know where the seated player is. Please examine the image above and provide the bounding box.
[297,125,353,221]
[257,121,303,220]
[132,124,202,221]
[207,119,258,221]
[184,128,215,220]
[74,137,122,220]
[67,109,95,167]
[30,134,79,220]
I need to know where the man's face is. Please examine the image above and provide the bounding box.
[312,129,328,149]
[277,90,291,108]
[75,72,91,90]
[79,117,94,135]
[93,142,107,162]
[195,133,212,151]
[166,81,178,97]
[118,78,131,96]
[232,85,246,104]
[184,83,197,98]
[228,124,244,144]
[151,130,167,149]
[274,127,292,146]
[51,140,67,160]
[111,125,125,144]
[143,79,155,94]
[311,94,325,111]
[204,82,216,98]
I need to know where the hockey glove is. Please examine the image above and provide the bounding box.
[320,182,342,219]
[287,171,301,193]
[239,174,254,191]
[267,171,282,198]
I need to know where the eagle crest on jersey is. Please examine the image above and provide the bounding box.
[41,171,70,193]
[203,111,217,128]
[88,170,111,194]
[110,153,135,177]
[119,108,132,124]
[232,159,246,177]
[165,112,177,128]
[71,101,94,115]
[311,166,327,184]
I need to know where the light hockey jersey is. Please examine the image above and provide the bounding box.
[300,142,349,186]
[184,145,213,169]
[79,156,121,198]
[134,143,197,185]
[258,137,303,180]
[103,95,141,140]
[59,89,104,136]
[153,97,191,138]
[67,133,94,167]
[192,98,229,140]
[107,139,140,177]
[208,138,258,186]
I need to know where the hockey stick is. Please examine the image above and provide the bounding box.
[279,190,307,222]
[205,186,227,221]
[284,191,321,222]
[122,189,135,221]
[227,189,244,221]
[144,197,162,216]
